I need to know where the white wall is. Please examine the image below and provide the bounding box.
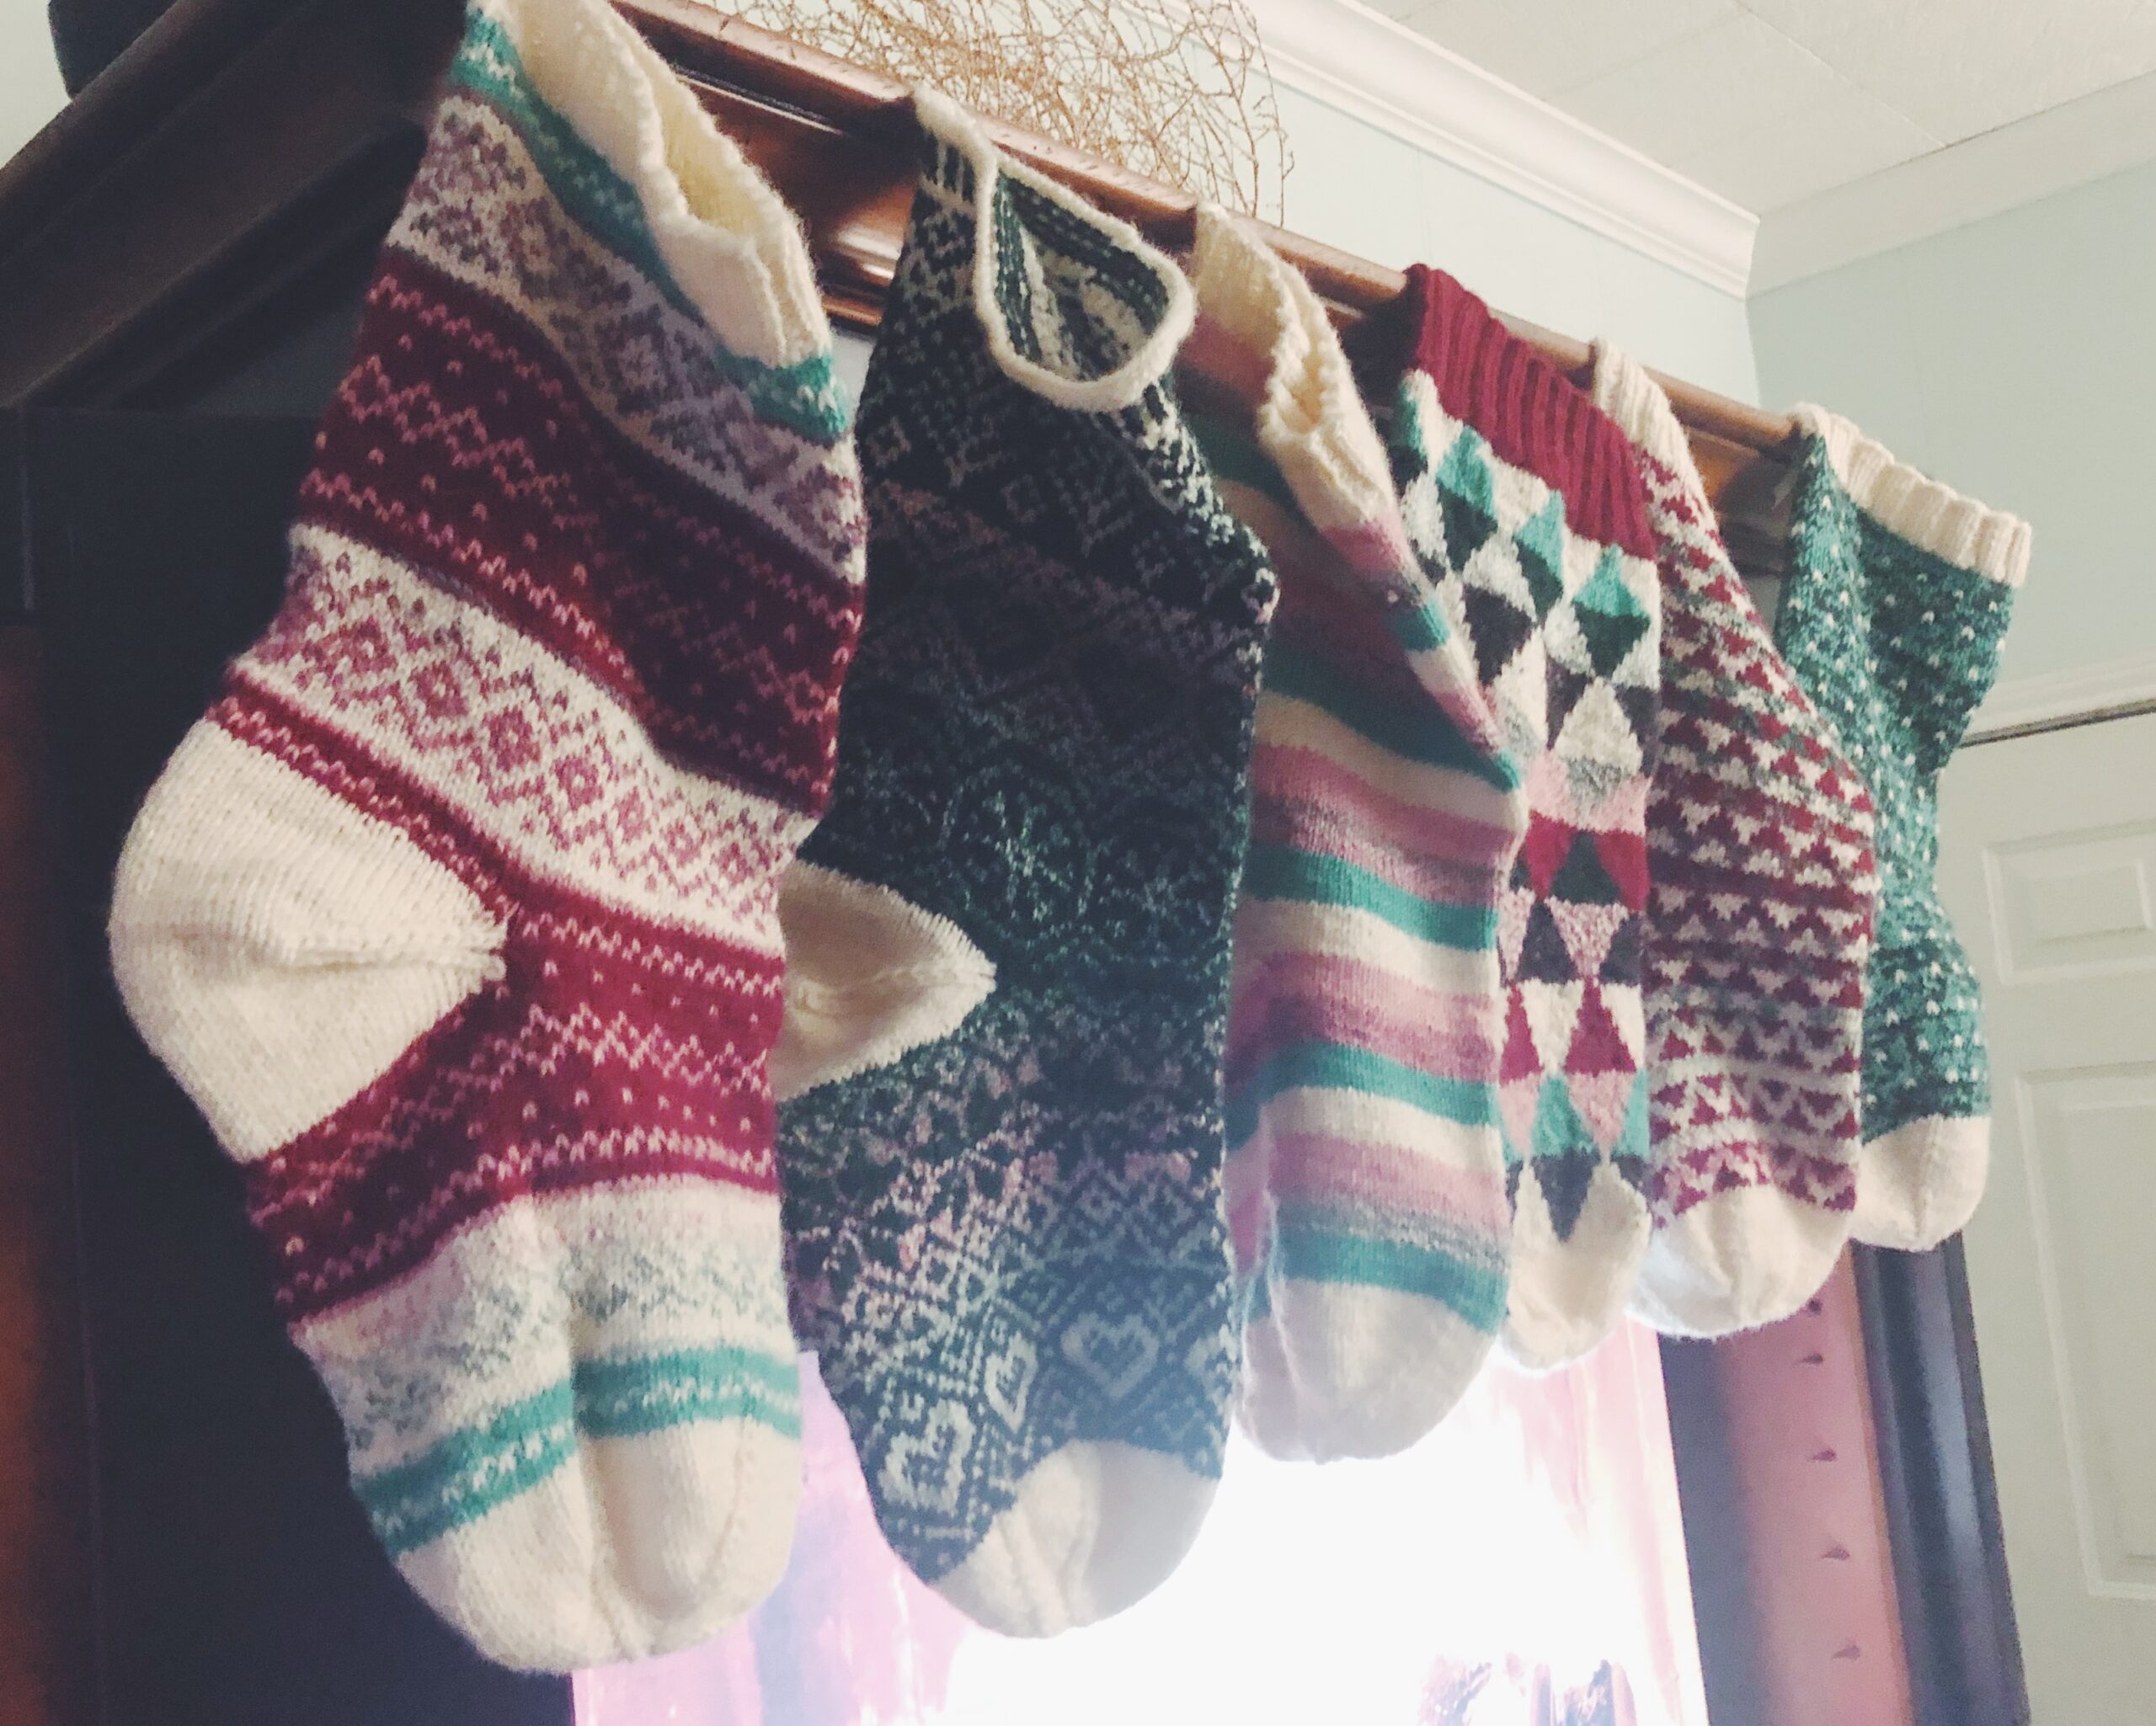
[1750,159,2156,686]
[1,0,67,164]
[1276,86,1763,405]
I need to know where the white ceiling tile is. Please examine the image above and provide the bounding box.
[1354,0,2156,229]
[1678,85,1938,211]
[1396,0,1738,96]
[1559,12,1863,166]
[1733,0,2156,141]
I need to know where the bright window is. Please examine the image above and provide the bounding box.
[576,1326,1708,1726]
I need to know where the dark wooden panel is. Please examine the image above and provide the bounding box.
[50,0,197,93]
[3,0,301,254]
[0,616,96,1726]
[0,0,456,408]
[27,411,573,1726]
[1661,1325,1773,1726]
[1854,1240,2030,1726]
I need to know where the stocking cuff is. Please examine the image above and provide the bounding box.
[473,0,840,411]
[1378,265,1655,560]
[1187,206,1401,570]
[912,87,1193,414]
[1589,344,1710,514]
[1795,406,2031,588]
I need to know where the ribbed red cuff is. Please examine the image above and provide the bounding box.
[1381,264,1655,561]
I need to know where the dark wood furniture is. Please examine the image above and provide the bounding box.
[9,410,579,1726]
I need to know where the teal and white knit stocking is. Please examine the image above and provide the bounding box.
[1776,408,2029,1251]
[776,96,1276,1636]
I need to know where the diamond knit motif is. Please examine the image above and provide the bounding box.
[1774,407,2028,1252]
[776,102,1275,1635]
[106,0,862,1670]
[1363,266,1660,1368]
[1591,346,1879,1337]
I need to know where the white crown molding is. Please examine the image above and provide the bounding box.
[1754,69,2156,295]
[1245,0,1758,297]
[1967,650,2156,743]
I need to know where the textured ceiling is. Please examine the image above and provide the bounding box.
[1364,0,2156,212]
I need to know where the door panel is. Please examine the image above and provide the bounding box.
[1937,712,2156,1724]
[2015,1067,2156,1591]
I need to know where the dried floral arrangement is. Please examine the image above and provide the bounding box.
[698,0,1293,220]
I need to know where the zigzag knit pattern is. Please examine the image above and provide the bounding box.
[776,99,1275,1636]
[107,0,862,1670]
[1177,211,1525,1460]
[1360,268,1661,1368]
[1776,408,2029,1252]
[1592,348,1877,1336]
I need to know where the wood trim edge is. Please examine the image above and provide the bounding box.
[1851,1241,2031,1726]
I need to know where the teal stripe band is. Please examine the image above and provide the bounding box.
[1385,601,1446,654]
[449,15,849,445]
[1267,647,1515,789]
[1241,843,1496,951]
[357,1345,800,1557]
[1270,1221,1509,1334]
[1226,1039,1497,1145]
[359,1380,577,1558]
[578,1346,803,1443]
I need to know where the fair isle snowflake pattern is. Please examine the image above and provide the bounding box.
[109,0,862,1670]
[776,99,1276,1636]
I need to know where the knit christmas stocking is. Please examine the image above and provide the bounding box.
[776,98,1275,1636]
[1592,349,1877,1335]
[1178,210,1525,1458]
[1776,408,2029,1251]
[1364,268,1660,1369]
[107,0,864,1670]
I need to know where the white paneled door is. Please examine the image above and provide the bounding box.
[1936,711,2156,1725]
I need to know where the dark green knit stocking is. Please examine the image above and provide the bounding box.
[1775,409,2026,1250]
[776,95,1275,1635]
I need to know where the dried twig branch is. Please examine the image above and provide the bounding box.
[693,0,1292,219]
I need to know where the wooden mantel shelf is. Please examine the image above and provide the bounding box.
[0,0,1797,573]
[616,0,1799,558]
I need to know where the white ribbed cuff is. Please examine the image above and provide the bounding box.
[479,0,833,373]
[1590,342,1710,513]
[913,86,1194,414]
[1188,205,1396,543]
[1796,405,2032,588]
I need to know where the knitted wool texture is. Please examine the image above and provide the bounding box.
[107,0,864,1670]
[1179,211,1525,1459]
[1365,267,1661,1369]
[1592,348,1878,1336]
[1775,408,2029,1251]
[775,98,1276,1636]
